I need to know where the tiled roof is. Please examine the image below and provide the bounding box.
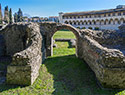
[63,8,125,16]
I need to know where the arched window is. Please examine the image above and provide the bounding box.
[74,22,76,25]
[123,12,125,15]
[65,21,68,24]
[70,22,72,25]
[108,14,111,16]
[118,20,121,24]
[82,22,84,25]
[113,13,115,16]
[78,22,80,25]
[90,22,92,25]
[104,14,106,17]
[86,22,88,25]
[118,13,121,16]
[109,21,111,24]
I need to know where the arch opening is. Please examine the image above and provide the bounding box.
[45,24,80,57]
[52,29,76,56]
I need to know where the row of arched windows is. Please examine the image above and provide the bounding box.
[63,12,125,19]
[64,18,125,25]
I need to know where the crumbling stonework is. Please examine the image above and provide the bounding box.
[0,22,124,89]
[39,22,125,88]
[0,23,42,85]
[79,25,125,88]
[39,22,81,57]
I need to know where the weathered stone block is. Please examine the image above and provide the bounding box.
[7,65,32,85]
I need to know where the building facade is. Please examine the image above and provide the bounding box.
[59,5,125,30]
[48,16,59,23]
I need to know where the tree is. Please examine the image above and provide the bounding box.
[17,8,23,22]
[0,4,3,24]
[4,6,9,23]
[14,13,18,23]
[9,8,12,24]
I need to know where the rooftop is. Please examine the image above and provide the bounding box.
[63,5,125,16]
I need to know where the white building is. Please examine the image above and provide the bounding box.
[49,16,59,22]
[59,5,125,30]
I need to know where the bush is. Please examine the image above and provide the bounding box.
[94,27,99,30]
[77,27,80,29]
[88,27,93,30]
[82,27,86,29]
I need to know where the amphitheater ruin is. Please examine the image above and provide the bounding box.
[0,22,125,89]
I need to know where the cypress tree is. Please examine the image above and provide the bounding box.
[0,4,3,24]
[4,6,9,23]
[14,13,18,23]
[9,8,12,24]
[17,8,23,22]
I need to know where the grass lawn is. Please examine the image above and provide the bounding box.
[0,30,124,95]
[53,30,76,39]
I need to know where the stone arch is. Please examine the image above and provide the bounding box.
[100,19,104,25]
[73,20,76,25]
[114,18,119,24]
[92,20,96,25]
[109,19,113,24]
[64,21,68,24]
[76,20,80,25]
[104,19,109,25]
[69,20,72,25]
[84,20,87,25]
[80,20,83,25]
[88,20,92,25]
[45,23,81,58]
[52,24,80,39]
[96,19,100,25]
[120,18,125,24]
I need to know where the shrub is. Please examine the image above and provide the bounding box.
[77,27,80,29]
[82,27,86,29]
[94,27,99,30]
[88,27,93,30]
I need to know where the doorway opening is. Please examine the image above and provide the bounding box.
[52,29,76,57]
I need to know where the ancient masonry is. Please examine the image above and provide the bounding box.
[0,22,125,89]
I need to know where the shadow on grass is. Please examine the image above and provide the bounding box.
[0,55,121,95]
[45,55,120,95]
[0,56,21,92]
[0,84,22,92]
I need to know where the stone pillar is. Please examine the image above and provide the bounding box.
[46,35,53,57]
[76,37,83,58]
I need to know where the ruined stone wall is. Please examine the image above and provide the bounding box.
[0,24,31,56]
[0,35,5,56]
[0,22,124,89]
[0,23,43,85]
[39,22,81,58]
[80,26,125,55]
[80,25,125,88]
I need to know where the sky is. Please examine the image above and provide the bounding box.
[0,0,125,17]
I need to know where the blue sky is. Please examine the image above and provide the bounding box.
[1,0,125,17]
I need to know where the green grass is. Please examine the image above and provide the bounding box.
[53,30,76,39]
[0,30,124,95]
